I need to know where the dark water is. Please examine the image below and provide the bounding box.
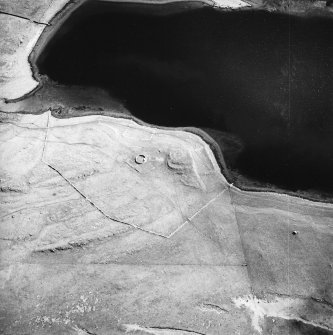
[37,3,333,194]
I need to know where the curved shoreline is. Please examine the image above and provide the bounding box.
[1,0,333,204]
[6,0,248,103]
[3,0,333,103]
[3,106,333,205]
